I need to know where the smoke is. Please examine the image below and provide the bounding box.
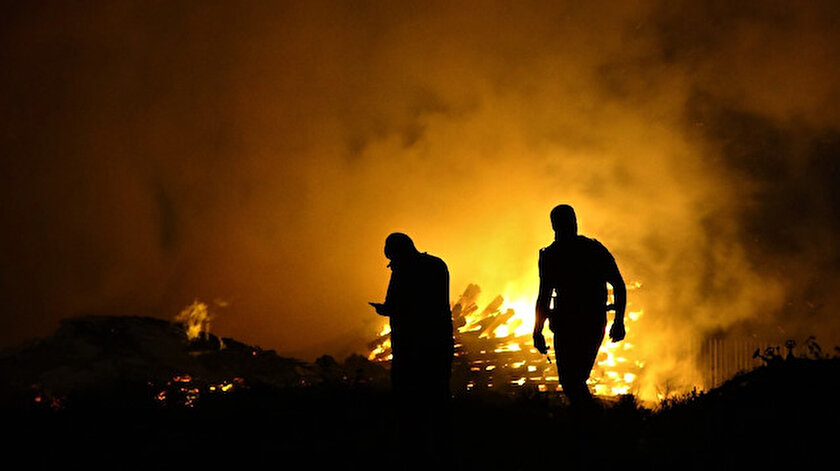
[2,1,839,395]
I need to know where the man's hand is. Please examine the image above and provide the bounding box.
[369,302,390,317]
[609,319,626,342]
[533,330,548,354]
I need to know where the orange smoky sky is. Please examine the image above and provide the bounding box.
[2,0,839,388]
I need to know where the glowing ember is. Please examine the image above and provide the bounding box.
[29,384,65,411]
[154,375,246,408]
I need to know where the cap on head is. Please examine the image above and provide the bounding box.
[384,232,417,261]
[550,204,578,237]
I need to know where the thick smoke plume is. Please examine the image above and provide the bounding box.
[2,1,839,395]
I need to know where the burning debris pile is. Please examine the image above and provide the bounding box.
[449,284,558,393]
[369,284,644,396]
[0,308,388,411]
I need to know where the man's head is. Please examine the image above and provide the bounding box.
[550,204,578,239]
[384,232,419,262]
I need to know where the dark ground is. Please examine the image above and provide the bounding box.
[2,316,839,470]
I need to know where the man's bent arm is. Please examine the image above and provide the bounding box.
[603,249,626,323]
[375,270,399,317]
[610,272,626,323]
[535,278,551,334]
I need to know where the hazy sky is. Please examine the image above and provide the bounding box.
[2,1,839,385]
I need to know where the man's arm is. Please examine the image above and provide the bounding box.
[370,269,398,317]
[606,254,627,342]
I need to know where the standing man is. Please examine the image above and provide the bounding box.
[370,232,454,461]
[533,204,626,407]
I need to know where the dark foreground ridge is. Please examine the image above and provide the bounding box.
[2,315,838,469]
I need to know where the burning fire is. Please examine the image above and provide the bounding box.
[368,282,645,399]
[175,300,213,341]
[153,300,245,407]
[368,323,392,361]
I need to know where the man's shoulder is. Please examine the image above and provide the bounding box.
[578,236,615,261]
[542,236,612,256]
[580,235,606,249]
[538,243,551,262]
[540,240,566,259]
[541,236,611,254]
[420,252,448,269]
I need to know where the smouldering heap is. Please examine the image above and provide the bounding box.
[368,283,644,396]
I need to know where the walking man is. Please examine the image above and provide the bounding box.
[533,205,627,406]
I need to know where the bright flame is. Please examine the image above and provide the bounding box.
[367,323,392,361]
[497,294,536,337]
[175,300,212,341]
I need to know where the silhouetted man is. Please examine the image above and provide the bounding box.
[533,204,626,406]
[370,233,454,464]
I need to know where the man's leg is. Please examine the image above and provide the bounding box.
[554,320,605,406]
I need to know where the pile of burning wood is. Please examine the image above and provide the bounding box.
[368,284,644,396]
